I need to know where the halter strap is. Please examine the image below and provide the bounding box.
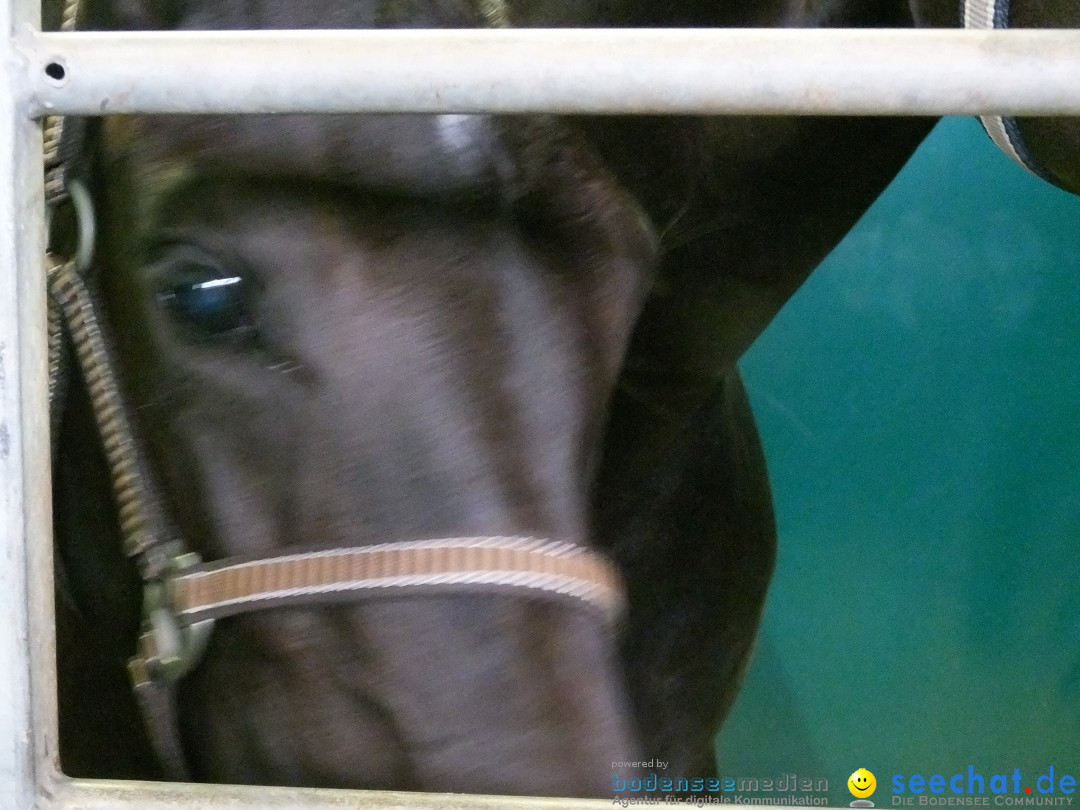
[170,537,623,624]
[962,0,1058,186]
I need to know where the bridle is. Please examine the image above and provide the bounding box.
[45,0,623,781]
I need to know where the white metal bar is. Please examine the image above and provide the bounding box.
[20,28,1080,117]
[1,0,51,809]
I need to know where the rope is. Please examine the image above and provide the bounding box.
[46,256,181,576]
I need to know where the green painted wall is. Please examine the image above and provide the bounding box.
[719,116,1080,803]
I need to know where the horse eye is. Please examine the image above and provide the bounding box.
[155,253,257,342]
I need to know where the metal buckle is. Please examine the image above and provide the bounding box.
[129,552,215,686]
[45,177,95,273]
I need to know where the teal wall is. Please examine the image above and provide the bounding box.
[719,116,1080,802]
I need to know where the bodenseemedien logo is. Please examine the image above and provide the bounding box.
[850,768,878,808]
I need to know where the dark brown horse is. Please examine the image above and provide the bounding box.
[51,0,1079,798]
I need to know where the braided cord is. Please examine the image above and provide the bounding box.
[475,0,510,28]
[46,290,70,454]
[43,0,81,204]
[46,256,176,575]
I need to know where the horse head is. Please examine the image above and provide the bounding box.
[55,0,1078,796]
[55,0,659,794]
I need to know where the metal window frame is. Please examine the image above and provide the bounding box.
[21,28,1080,117]
[3,0,1080,807]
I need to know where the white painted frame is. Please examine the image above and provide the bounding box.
[3,0,1079,807]
[21,28,1080,116]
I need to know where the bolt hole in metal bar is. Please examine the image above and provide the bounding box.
[4,11,1080,810]
[44,60,64,81]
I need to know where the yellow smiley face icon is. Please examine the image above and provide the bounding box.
[848,769,877,798]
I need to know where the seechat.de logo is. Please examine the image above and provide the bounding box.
[891,767,1077,806]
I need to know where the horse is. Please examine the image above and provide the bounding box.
[49,0,1079,798]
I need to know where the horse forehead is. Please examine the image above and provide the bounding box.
[153,0,476,29]
[123,113,509,200]
[164,0,604,29]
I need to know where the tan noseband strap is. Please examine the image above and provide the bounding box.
[127,535,624,781]
[171,537,625,625]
